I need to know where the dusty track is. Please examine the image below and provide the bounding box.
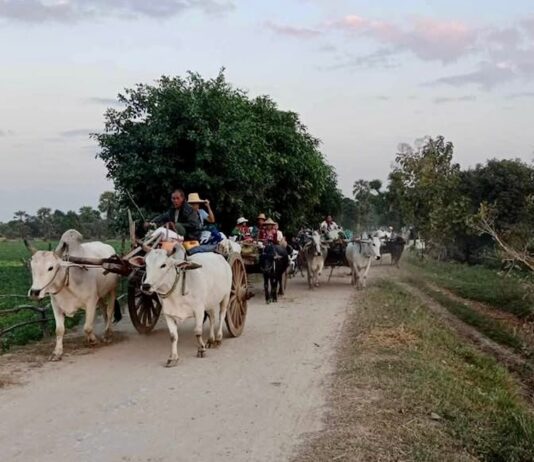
[0,271,356,462]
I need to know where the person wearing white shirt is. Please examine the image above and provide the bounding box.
[320,215,339,234]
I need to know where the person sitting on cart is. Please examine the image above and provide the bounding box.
[320,215,339,234]
[231,217,253,241]
[146,188,201,242]
[258,218,279,245]
[187,192,215,228]
[251,213,267,239]
[274,221,287,247]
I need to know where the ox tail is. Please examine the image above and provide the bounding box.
[113,300,122,324]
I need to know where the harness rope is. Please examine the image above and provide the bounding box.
[143,264,188,299]
[34,264,70,295]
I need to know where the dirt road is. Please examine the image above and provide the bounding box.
[0,272,354,462]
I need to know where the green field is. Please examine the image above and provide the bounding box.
[405,253,534,319]
[0,239,124,351]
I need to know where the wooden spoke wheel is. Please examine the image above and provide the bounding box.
[225,252,248,337]
[128,276,162,334]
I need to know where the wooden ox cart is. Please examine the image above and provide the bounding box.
[238,239,290,292]
[321,231,350,281]
[64,230,249,338]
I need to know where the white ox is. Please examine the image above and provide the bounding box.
[27,229,120,360]
[302,231,328,288]
[141,245,232,367]
[345,235,382,289]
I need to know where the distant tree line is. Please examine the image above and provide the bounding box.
[347,135,534,266]
[0,192,119,240]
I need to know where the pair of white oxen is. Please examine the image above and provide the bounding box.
[27,229,235,367]
[302,230,382,289]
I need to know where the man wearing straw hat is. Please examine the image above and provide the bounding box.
[188,192,215,227]
[258,218,279,244]
[252,212,266,239]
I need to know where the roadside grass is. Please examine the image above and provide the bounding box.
[405,276,526,355]
[405,254,534,319]
[295,279,534,462]
[0,239,125,351]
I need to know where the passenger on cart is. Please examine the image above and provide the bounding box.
[251,213,267,239]
[320,215,339,235]
[258,218,279,245]
[231,217,253,242]
[187,192,215,228]
[145,188,201,243]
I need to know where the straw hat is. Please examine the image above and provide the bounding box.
[237,217,248,225]
[257,213,267,220]
[264,218,276,226]
[187,192,205,204]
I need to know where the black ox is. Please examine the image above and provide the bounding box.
[380,236,406,268]
[259,243,289,303]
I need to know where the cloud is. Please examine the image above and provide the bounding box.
[271,13,534,89]
[521,17,534,39]
[486,27,521,49]
[0,129,14,136]
[331,15,478,63]
[317,43,337,53]
[84,97,124,107]
[508,91,534,99]
[324,48,397,70]
[433,95,476,104]
[426,62,516,89]
[0,0,234,23]
[265,21,321,38]
[60,128,96,138]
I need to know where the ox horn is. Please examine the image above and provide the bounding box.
[128,256,146,268]
[167,245,178,257]
[54,241,67,258]
[142,243,152,254]
[24,239,37,255]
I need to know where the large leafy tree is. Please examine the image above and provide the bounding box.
[94,71,340,234]
[36,207,52,241]
[461,159,534,231]
[352,178,388,230]
[391,136,469,255]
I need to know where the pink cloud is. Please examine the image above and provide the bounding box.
[333,15,477,63]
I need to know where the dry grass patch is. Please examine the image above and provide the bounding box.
[292,279,534,462]
[362,324,418,349]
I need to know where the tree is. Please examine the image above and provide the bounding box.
[78,206,103,238]
[470,201,534,272]
[98,191,117,221]
[94,71,340,234]
[352,178,388,230]
[338,197,358,231]
[390,136,468,256]
[461,159,534,230]
[13,210,30,237]
[36,207,52,240]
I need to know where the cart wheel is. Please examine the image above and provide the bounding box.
[128,279,162,334]
[225,252,248,337]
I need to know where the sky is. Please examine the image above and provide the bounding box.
[1,0,534,221]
